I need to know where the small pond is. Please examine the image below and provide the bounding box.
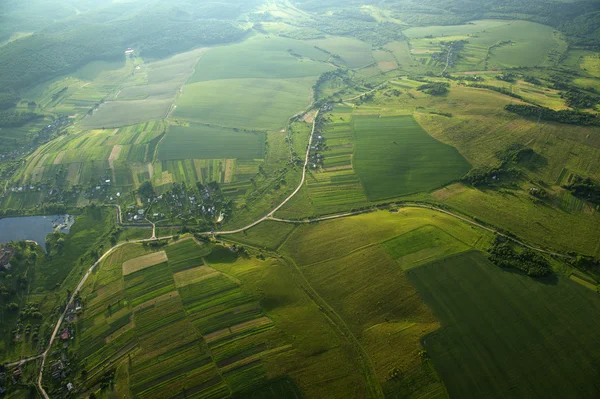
[0,215,74,247]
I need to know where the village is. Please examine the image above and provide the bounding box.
[124,180,231,227]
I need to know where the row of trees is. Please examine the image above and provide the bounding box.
[505,104,600,126]
[488,237,552,278]
[564,175,600,205]
[0,111,42,128]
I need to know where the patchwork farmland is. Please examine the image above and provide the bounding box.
[73,238,371,398]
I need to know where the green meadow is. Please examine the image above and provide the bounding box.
[175,77,316,131]
[189,36,332,82]
[405,19,564,69]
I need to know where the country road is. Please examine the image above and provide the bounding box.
[270,203,571,259]
[29,107,569,397]
[34,111,320,397]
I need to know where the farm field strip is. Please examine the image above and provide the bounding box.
[122,251,168,275]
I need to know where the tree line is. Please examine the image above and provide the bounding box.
[505,104,600,126]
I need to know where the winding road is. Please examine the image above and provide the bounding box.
[28,107,570,397]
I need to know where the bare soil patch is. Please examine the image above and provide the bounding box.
[122,251,168,276]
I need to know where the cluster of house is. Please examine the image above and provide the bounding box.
[65,301,82,324]
[131,185,226,223]
[50,358,74,393]
[0,367,25,394]
[0,246,14,271]
[126,207,149,222]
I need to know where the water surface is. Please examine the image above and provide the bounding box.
[0,215,74,247]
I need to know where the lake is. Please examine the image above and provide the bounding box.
[0,215,74,247]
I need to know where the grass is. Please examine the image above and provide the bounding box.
[157,124,266,161]
[83,49,205,128]
[404,19,563,70]
[309,36,374,69]
[353,115,471,200]
[189,36,332,82]
[175,77,316,131]
[408,251,600,399]
[439,183,600,256]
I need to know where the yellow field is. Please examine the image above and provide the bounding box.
[122,251,168,275]
[173,266,219,288]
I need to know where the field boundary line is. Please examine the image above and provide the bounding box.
[279,256,385,399]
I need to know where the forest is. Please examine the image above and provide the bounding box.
[0,1,253,90]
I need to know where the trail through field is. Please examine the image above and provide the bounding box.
[344,82,387,102]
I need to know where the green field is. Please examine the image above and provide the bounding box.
[83,49,205,128]
[409,251,600,399]
[189,36,332,82]
[279,209,492,397]
[158,124,266,161]
[175,77,316,131]
[309,37,374,69]
[404,19,564,70]
[353,115,471,200]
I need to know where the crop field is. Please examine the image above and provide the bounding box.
[83,49,205,128]
[158,124,266,161]
[353,115,471,200]
[404,20,563,70]
[74,239,372,398]
[189,36,331,82]
[408,251,600,399]
[278,209,492,397]
[309,37,374,69]
[122,251,168,275]
[17,121,165,191]
[175,77,316,131]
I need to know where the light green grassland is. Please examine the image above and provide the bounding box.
[175,77,316,131]
[83,49,206,128]
[405,20,563,70]
[309,36,375,69]
[409,251,600,399]
[189,35,332,82]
